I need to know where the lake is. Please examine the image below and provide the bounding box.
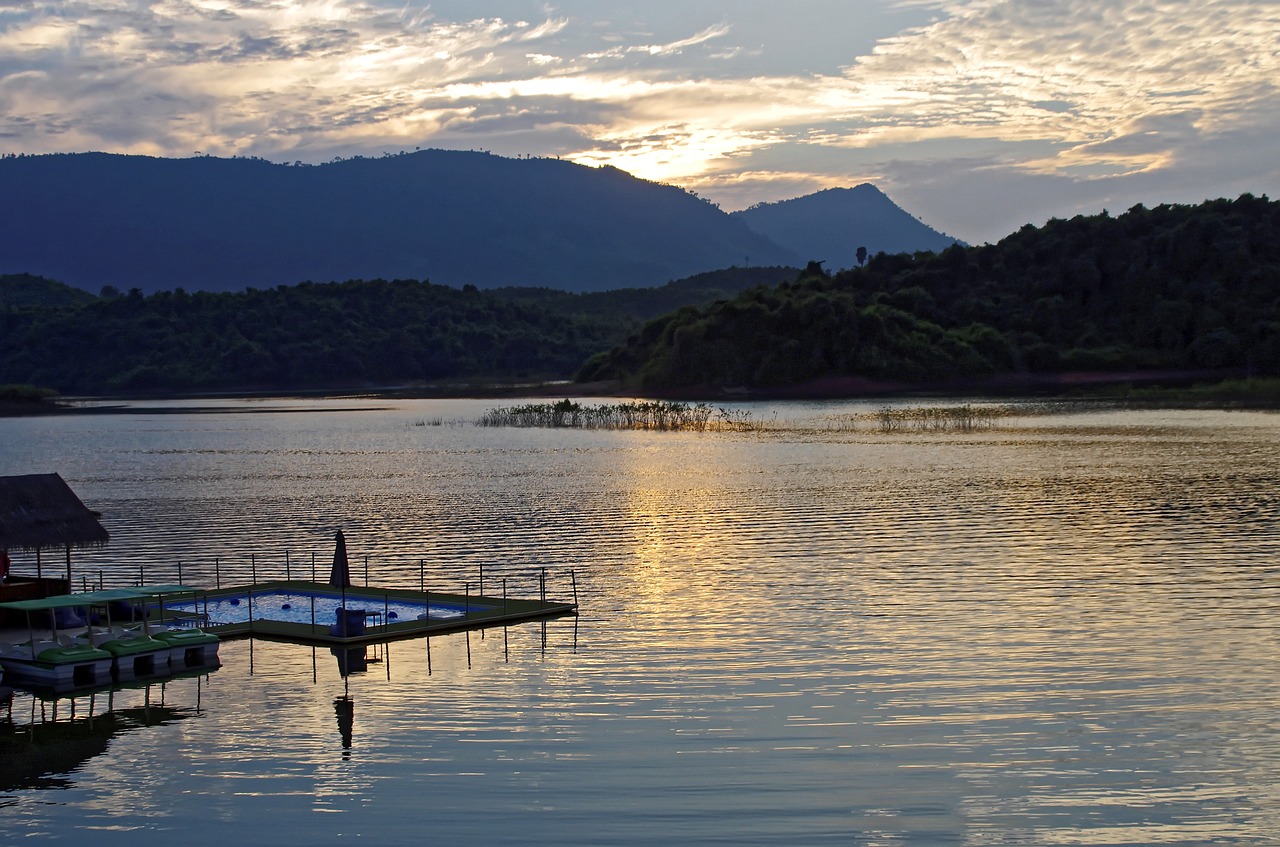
[2,396,1278,845]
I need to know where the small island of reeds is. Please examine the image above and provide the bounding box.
[478,399,754,431]
[478,399,1011,433]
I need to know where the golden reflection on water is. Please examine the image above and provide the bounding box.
[1,402,1279,844]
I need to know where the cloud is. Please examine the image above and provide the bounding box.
[0,0,1276,242]
[0,1,576,154]
[684,0,1280,238]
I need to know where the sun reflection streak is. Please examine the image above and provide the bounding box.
[2,404,1279,842]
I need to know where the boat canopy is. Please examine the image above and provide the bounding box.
[0,586,199,612]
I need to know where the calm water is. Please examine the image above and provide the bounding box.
[2,397,1279,845]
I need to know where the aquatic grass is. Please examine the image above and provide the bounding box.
[478,399,756,431]
[478,400,1014,434]
[412,417,468,428]
[873,404,1008,433]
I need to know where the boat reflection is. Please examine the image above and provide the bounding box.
[0,670,214,792]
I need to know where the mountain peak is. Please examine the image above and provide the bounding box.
[732,185,959,268]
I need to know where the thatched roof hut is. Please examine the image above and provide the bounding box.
[0,472,108,552]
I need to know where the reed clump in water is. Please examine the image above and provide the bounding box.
[478,399,756,431]
[874,404,1006,433]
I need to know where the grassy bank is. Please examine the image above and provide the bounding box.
[0,384,63,416]
[1091,377,1280,406]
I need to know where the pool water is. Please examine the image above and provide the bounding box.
[168,590,472,626]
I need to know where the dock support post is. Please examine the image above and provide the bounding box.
[419,559,424,593]
[251,554,257,584]
[286,551,291,581]
[540,568,546,603]
[503,578,507,615]
[215,557,221,589]
[571,569,578,607]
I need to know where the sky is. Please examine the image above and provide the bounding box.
[1,0,1277,244]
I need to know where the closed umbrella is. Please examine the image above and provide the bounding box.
[329,530,352,588]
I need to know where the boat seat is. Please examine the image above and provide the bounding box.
[0,641,32,659]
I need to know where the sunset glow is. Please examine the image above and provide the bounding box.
[0,0,1275,242]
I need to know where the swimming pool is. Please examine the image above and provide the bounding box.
[168,590,477,627]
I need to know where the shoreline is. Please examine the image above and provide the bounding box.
[3,371,1277,416]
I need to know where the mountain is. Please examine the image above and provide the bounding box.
[0,151,801,295]
[731,185,960,270]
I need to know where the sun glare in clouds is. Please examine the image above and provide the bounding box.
[0,0,1276,238]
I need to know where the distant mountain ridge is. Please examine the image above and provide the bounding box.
[0,151,955,295]
[731,185,960,270]
[0,151,800,295]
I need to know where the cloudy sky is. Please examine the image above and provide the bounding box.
[2,0,1277,243]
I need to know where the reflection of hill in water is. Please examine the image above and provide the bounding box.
[0,678,209,792]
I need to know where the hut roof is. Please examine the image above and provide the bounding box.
[0,473,109,552]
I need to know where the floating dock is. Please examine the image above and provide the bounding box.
[183,580,576,647]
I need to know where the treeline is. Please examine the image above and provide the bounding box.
[4,194,1277,396]
[578,195,1280,389]
[0,267,794,393]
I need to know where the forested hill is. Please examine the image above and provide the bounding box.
[0,151,800,295]
[0,266,796,393]
[731,185,960,269]
[578,195,1280,391]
